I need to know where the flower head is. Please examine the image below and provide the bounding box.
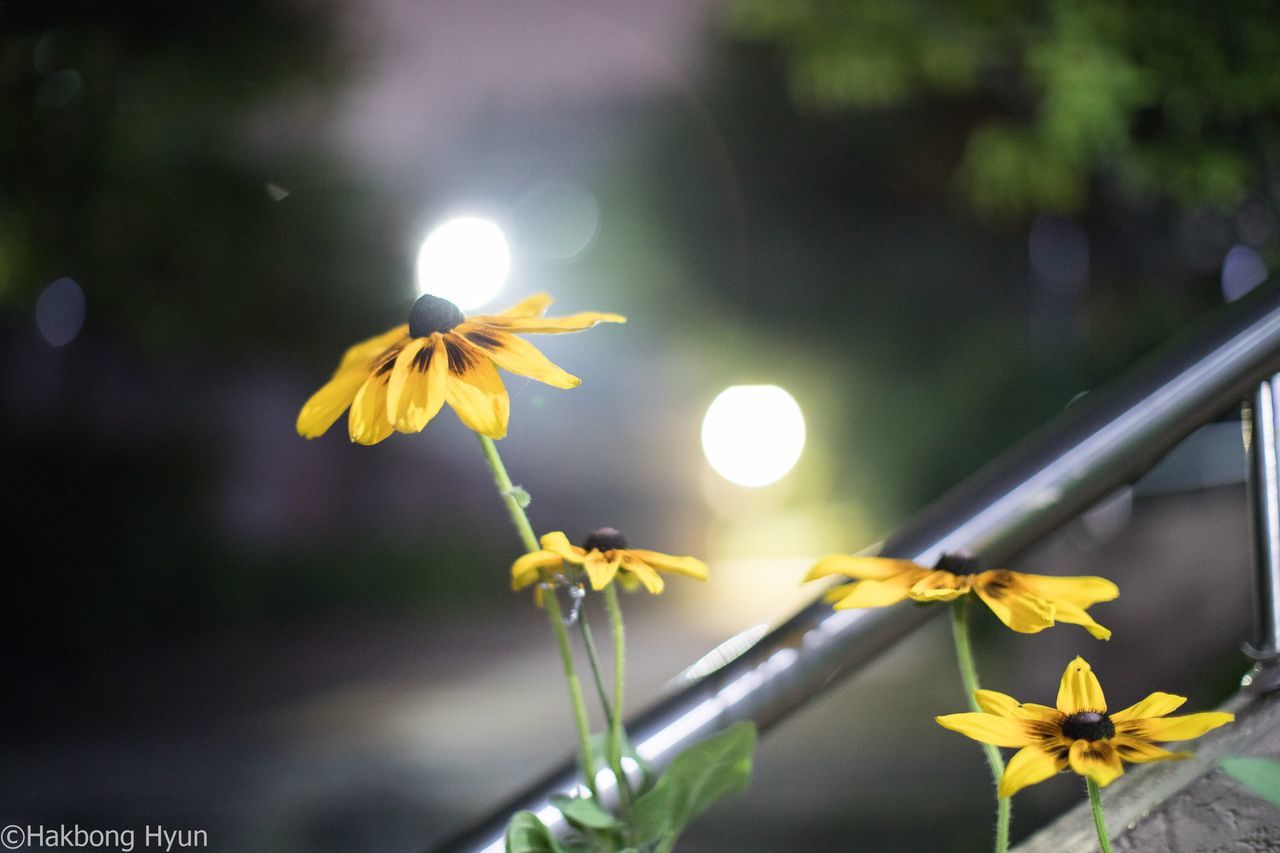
[297,293,624,444]
[805,552,1118,638]
[512,529,709,596]
[937,656,1234,796]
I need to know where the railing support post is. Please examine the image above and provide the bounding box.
[1243,377,1280,693]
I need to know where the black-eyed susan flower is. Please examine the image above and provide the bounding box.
[296,293,624,444]
[937,656,1234,796]
[512,529,709,596]
[805,552,1118,638]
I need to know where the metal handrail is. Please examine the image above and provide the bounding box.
[438,285,1280,852]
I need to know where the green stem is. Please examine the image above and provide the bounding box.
[604,584,637,808]
[476,434,598,800]
[951,597,1010,853]
[1086,778,1113,853]
[578,602,634,819]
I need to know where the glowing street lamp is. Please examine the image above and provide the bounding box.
[701,385,806,487]
[415,216,510,311]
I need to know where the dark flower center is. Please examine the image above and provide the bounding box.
[934,552,981,575]
[583,527,627,552]
[409,294,465,338]
[1061,711,1115,741]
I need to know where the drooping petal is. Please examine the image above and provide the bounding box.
[830,572,924,609]
[297,368,368,438]
[458,326,580,388]
[493,293,553,318]
[512,550,563,590]
[348,369,396,445]
[1056,657,1108,714]
[626,549,708,581]
[1110,735,1191,764]
[975,578,1056,634]
[620,554,665,594]
[336,324,409,372]
[998,746,1065,798]
[1068,739,1125,787]
[1111,692,1187,723]
[907,571,968,602]
[388,335,448,433]
[934,713,1039,747]
[541,531,587,565]
[1051,600,1112,640]
[1013,573,1119,606]
[583,550,621,590]
[1116,711,1234,743]
[442,336,510,438]
[477,311,626,335]
[804,555,922,582]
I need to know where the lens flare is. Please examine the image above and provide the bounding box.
[701,385,805,487]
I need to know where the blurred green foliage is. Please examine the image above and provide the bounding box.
[725,0,1280,216]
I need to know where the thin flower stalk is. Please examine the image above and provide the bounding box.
[952,598,1010,853]
[477,433,598,800]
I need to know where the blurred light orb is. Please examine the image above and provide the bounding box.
[512,180,600,261]
[1221,244,1268,303]
[701,385,805,488]
[415,216,510,311]
[35,276,85,347]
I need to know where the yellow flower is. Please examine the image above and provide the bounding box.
[512,529,709,596]
[297,293,624,444]
[805,552,1118,638]
[937,656,1234,796]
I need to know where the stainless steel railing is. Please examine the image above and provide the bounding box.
[438,284,1280,852]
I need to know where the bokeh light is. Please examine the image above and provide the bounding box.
[34,276,85,347]
[701,385,806,487]
[414,216,510,311]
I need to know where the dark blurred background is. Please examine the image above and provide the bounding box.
[2,1,1277,850]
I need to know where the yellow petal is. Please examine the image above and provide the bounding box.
[512,550,562,590]
[831,574,921,609]
[804,555,921,582]
[1017,703,1064,721]
[620,554,665,594]
[480,311,627,334]
[336,324,409,372]
[348,370,395,445]
[1110,735,1191,764]
[388,335,448,433]
[975,579,1056,634]
[974,690,1022,717]
[297,368,367,438]
[1056,657,1107,715]
[541,532,587,565]
[494,293,553,318]
[626,549,708,581]
[1013,573,1119,606]
[935,713,1038,747]
[1068,739,1125,787]
[459,326,580,388]
[1051,600,1112,640]
[908,571,968,602]
[442,337,510,439]
[1116,711,1234,743]
[998,746,1064,798]
[1111,692,1186,723]
[583,550,621,590]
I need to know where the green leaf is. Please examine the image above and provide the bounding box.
[1218,756,1280,808]
[550,794,622,830]
[588,730,652,791]
[508,485,532,508]
[505,811,566,853]
[630,722,757,846]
